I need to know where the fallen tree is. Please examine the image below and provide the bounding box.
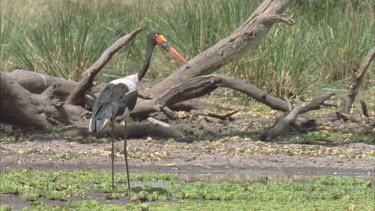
[0,72,89,130]
[339,46,375,114]
[1,0,293,132]
[1,0,373,141]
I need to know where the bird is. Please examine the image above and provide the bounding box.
[89,30,188,192]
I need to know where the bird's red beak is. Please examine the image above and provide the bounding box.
[167,47,188,64]
[156,35,188,64]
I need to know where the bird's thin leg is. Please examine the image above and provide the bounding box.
[124,120,131,189]
[111,122,115,193]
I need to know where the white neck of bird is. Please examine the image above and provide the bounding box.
[110,73,139,90]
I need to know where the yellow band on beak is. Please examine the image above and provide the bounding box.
[159,35,167,42]
[156,35,168,45]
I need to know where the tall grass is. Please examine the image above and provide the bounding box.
[1,0,374,97]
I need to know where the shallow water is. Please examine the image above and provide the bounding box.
[177,172,374,184]
[4,163,374,185]
[131,167,375,188]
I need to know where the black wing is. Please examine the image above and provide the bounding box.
[89,83,138,132]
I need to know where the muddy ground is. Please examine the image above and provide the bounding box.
[1,103,374,175]
[1,100,374,209]
[1,135,374,174]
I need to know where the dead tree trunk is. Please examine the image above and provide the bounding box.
[260,92,335,141]
[149,0,293,97]
[0,0,295,138]
[0,72,50,130]
[6,69,103,96]
[62,123,185,140]
[340,46,375,113]
[0,71,90,130]
[133,75,290,116]
[6,69,103,108]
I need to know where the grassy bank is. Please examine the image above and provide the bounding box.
[0,170,374,210]
[1,0,374,97]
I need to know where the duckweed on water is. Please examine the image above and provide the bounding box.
[1,170,374,210]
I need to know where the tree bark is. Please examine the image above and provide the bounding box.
[260,92,335,141]
[6,69,103,96]
[6,69,103,108]
[0,72,50,130]
[62,124,185,140]
[149,0,293,97]
[0,0,296,139]
[0,72,90,130]
[133,75,290,117]
[340,46,375,113]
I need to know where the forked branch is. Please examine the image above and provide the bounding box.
[66,27,143,106]
[340,46,375,113]
[260,92,335,141]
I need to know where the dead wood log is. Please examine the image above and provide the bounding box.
[340,46,375,113]
[193,110,239,121]
[334,111,374,125]
[149,0,293,97]
[260,92,335,141]
[360,100,369,117]
[147,117,171,128]
[260,105,302,141]
[132,0,293,117]
[6,69,102,108]
[0,72,50,130]
[133,75,290,117]
[0,72,90,130]
[0,1,295,140]
[169,99,224,111]
[61,124,185,140]
[66,27,143,106]
[6,69,103,96]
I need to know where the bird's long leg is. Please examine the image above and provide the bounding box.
[111,122,115,193]
[124,120,131,189]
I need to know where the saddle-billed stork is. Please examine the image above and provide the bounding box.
[89,30,188,191]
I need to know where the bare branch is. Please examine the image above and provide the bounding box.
[340,46,375,113]
[66,27,143,105]
[149,0,293,96]
[260,105,302,141]
[299,92,335,113]
[360,100,369,117]
[193,110,240,121]
[148,117,171,128]
[62,124,185,140]
[260,93,336,141]
[151,75,290,112]
[335,111,374,125]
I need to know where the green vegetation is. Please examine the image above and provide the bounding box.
[1,0,373,97]
[1,170,374,210]
[0,1,374,208]
[195,135,375,159]
[0,170,178,200]
[54,152,87,161]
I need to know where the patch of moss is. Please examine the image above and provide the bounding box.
[54,152,87,160]
[0,205,12,211]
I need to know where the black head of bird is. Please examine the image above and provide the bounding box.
[137,30,188,80]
